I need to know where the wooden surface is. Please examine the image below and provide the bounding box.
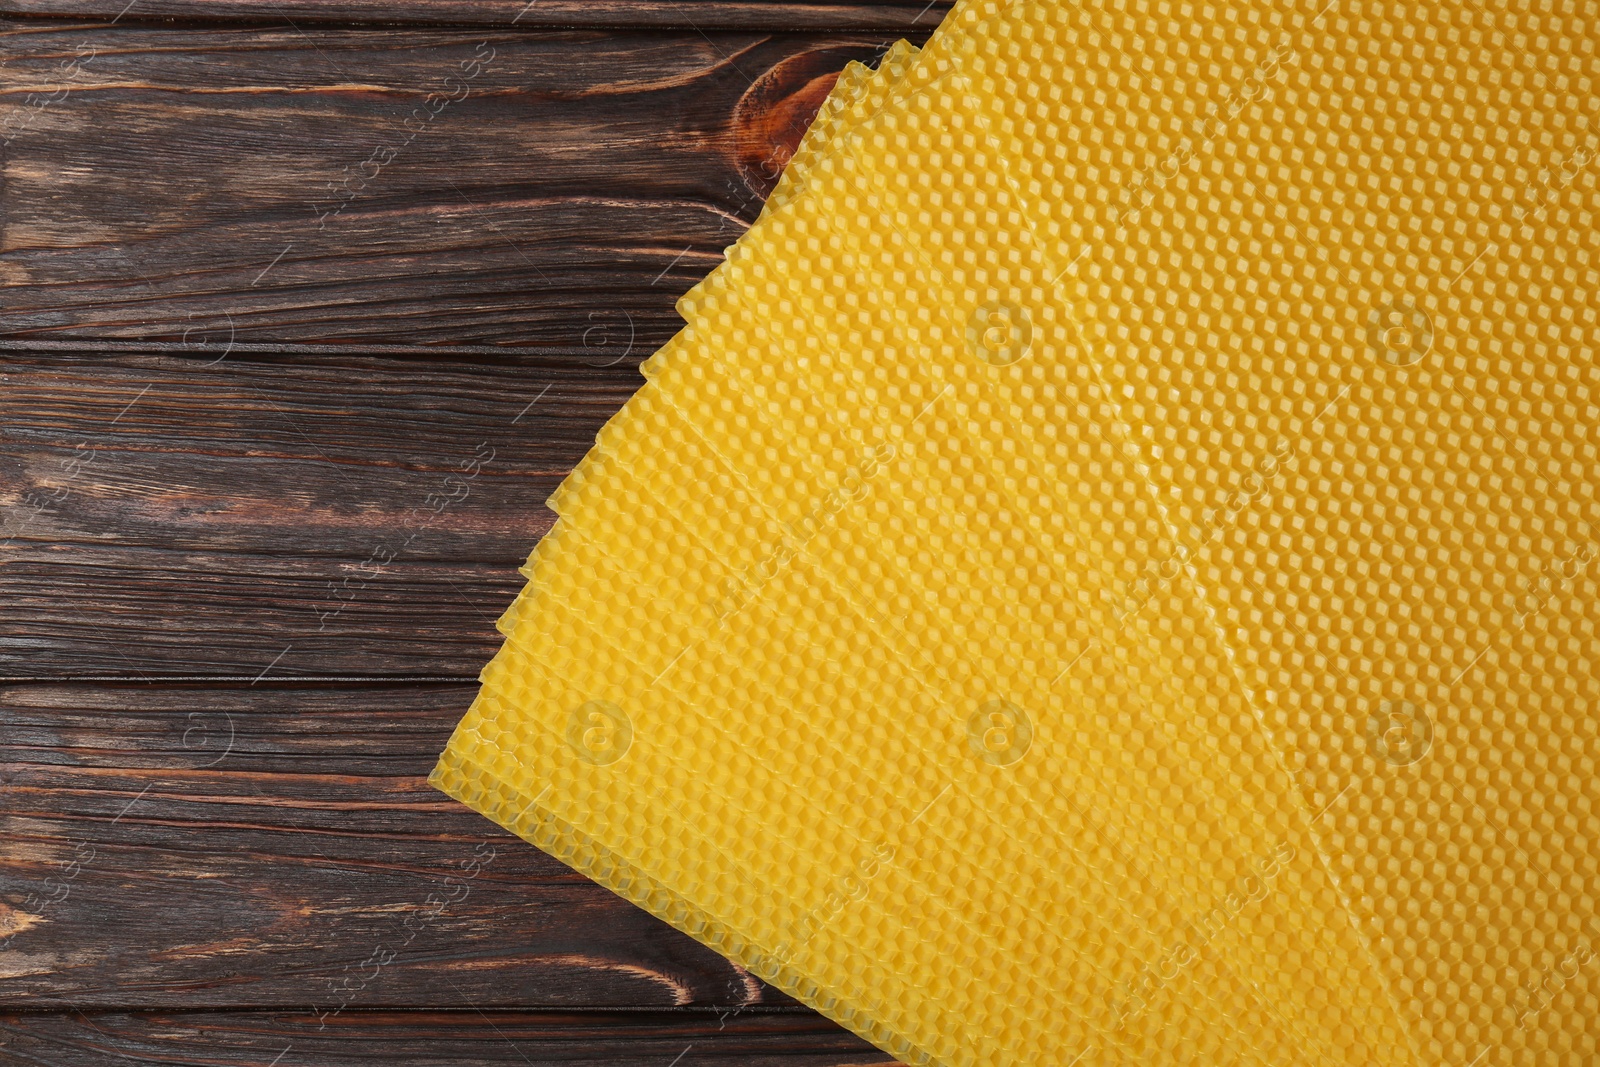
[0,3,923,1062]
[0,20,892,347]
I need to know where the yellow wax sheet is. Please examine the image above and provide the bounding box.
[436,3,1600,1066]
[923,2,1600,1064]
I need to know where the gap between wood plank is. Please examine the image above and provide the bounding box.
[0,1005,818,1015]
[0,338,612,364]
[0,676,477,684]
[0,2,950,33]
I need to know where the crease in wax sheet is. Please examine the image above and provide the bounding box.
[935,1,1600,1065]
[665,54,1350,1067]
[894,1,1426,1062]
[787,4,1427,1062]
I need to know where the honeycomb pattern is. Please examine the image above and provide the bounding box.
[433,2,1600,1065]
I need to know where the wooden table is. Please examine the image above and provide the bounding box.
[0,3,942,1061]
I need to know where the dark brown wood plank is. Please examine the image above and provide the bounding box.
[0,21,904,348]
[0,1,951,32]
[0,1010,896,1066]
[0,681,833,1015]
[0,352,626,679]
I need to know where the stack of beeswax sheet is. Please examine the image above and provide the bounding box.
[434,3,1600,1065]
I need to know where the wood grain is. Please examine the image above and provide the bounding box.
[0,0,951,31]
[0,352,630,678]
[1,12,920,1062]
[0,21,906,348]
[0,1010,895,1066]
[0,681,826,1013]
